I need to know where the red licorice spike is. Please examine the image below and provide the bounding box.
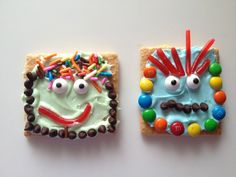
[186,30,191,75]
[156,48,180,77]
[191,38,215,73]
[171,48,185,76]
[38,103,91,127]
[196,59,211,77]
[148,55,169,76]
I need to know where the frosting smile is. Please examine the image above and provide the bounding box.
[160,99,208,114]
[38,103,92,127]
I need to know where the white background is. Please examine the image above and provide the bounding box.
[0,0,236,177]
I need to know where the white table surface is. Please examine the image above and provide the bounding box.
[0,0,236,177]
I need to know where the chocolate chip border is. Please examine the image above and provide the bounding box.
[24,70,118,140]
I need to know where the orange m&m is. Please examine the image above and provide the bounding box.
[143,66,156,78]
[154,118,167,132]
[214,91,226,105]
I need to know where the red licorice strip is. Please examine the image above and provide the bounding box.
[148,55,169,76]
[156,48,180,76]
[186,30,191,75]
[38,103,92,127]
[196,59,210,77]
[171,48,185,76]
[191,39,215,73]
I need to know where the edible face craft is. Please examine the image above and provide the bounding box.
[139,30,226,137]
[22,52,118,139]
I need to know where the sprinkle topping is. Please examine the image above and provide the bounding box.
[36,52,113,94]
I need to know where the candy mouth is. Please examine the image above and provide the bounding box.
[38,103,92,127]
[160,100,208,114]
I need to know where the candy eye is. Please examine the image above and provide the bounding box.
[165,75,180,91]
[52,78,68,94]
[186,74,201,89]
[73,79,89,94]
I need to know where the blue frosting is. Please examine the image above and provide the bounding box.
[141,47,219,135]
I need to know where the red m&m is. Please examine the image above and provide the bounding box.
[214,90,226,105]
[170,121,185,136]
[143,66,156,78]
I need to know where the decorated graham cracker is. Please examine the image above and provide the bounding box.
[138,30,226,137]
[22,51,119,140]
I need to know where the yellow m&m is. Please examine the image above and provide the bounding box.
[188,123,201,137]
[209,77,222,91]
[140,78,153,92]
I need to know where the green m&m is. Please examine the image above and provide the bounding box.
[204,118,218,132]
[142,108,156,123]
[209,63,222,76]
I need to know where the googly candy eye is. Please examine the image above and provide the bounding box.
[186,74,200,89]
[74,79,89,94]
[52,78,68,94]
[165,75,180,91]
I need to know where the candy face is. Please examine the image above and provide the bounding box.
[209,63,222,76]
[138,31,226,137]
[140,78,153,92]
[138,94,152,109]
[22,52,118,140]
[209,77,222,90]
[142,108,156,123]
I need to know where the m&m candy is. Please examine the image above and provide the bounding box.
[212,105,226,120]
[209,63,222,76]
[170,121,185,136]
[204,118,218,132]
[209,77,222,91]
[142,108,156,123]
[140,78,153,92]
[187,123,201,137]
[214,91,226,105]
[143,66,156,78]
[154,118,167,132]
[138,94,152,109]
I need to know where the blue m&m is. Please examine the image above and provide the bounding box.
[212,105,226,120]
[138,94,152,109]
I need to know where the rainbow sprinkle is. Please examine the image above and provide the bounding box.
[36,52,111,93]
